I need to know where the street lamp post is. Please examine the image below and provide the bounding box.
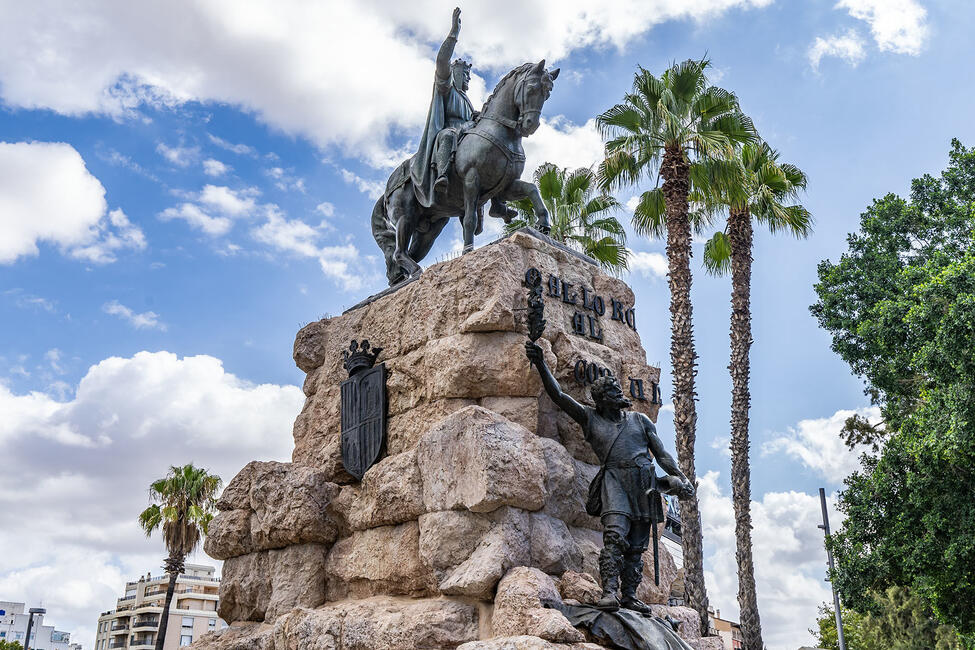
[23,607,46,650]
[818,488,847,650]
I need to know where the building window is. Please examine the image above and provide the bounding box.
[181,617,194,629]
[179,635,193,647]
[208,619,216,629]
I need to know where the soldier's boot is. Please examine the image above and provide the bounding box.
[620,551,652,614]
[434,134,454,194]
[596,536,624,610]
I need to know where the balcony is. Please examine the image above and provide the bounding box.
[109,625,129,634]
[131,619,159,630]
[108,642,127,649]
[128,641,155,649]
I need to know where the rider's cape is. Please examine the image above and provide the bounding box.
[410,72,474,208]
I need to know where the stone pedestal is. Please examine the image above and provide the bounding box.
[195,232,714,650]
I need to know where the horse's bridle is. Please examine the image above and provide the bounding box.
[479,73,542,136]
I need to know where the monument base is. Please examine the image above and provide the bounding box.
[194,232,723,650]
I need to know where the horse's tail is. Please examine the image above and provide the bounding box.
[371,195,397,283]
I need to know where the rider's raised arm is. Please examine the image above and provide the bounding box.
[525,342,588,425]
[436,8,461,87]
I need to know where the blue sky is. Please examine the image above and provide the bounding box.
[1,1,969,648]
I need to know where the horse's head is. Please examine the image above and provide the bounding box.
[516,59,559,135]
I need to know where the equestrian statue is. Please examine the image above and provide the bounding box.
[372,8,557,285]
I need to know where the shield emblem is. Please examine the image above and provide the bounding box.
[340,362,387,480]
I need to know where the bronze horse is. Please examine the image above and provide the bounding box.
[372,60,558,285]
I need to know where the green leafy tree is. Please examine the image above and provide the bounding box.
[0,640,25,650]
[505,163,628,272]
[811,140,975,637]
[596,57,755,635]
[813,588,965,650]
[812,601,868,650]
[701,140,812,649]
[139,464,222,650]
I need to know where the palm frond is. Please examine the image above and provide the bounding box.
[703,231,732,276]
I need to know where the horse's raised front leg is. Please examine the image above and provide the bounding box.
[502,179,550,234]
[461,170,480,252]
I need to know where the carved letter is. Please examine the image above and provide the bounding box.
[593,295,605,316]
[572,312,586,335]
[547,274,560,298]
[562,281,578,305]
[587,315,603,341]
[611,297,625,322]
[625,307,637,330]
[574,359,587,384]
[629,377,647,401]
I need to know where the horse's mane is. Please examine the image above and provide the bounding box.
[480,62,535,114]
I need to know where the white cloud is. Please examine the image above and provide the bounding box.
[202,158,230,176]
[808,29,867,69]
[316,201,336,217]
[0,351,303,649]
[251,210,365,291]
[199,184,258,216]
[0,1,774,167]
[156,142,199,167]
[158,185,259,235]
[0,141,145,264]
[68,208,147,263]
[837,0,929,54]
[523,116,605,178]
[158,202,232,236]
[102,300,166,331]
[763,406,881,483]
[208,134,256,157]
[339,168,386,197]
[698,471,841,650]
[629,250,669,279]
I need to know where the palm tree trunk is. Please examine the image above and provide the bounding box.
[728,206,763,649]
[154,554,184,650]
[661,143,711,635]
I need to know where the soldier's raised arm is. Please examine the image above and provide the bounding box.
[525,341,588,425]
[436,8,462,87]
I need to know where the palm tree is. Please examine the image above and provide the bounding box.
[702,141,811,650]
[139,464,222,650]
[596,58,755,635]
[505,163,629,273]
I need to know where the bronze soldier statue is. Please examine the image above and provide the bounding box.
[525,341,694,612]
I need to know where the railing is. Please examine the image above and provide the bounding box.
[131,619,159,629]
[119,596,136,601]
[110,625,129,632]
[128,640,154,649]
[108,642,127,649]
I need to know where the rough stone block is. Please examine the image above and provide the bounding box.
[204,509,253,560]
[265,543,328,621]
[249,462,341,550]
[417,406,546,513]
[345,450,424,530]
[324,521,436,600]
[437,507,531,600]
[339,597,479,649]
[218,551,270,623]
[493,566,584,643]
[557,571,601,605]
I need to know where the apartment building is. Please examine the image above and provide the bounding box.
[0,602,81,650]
[93,564,226,650]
